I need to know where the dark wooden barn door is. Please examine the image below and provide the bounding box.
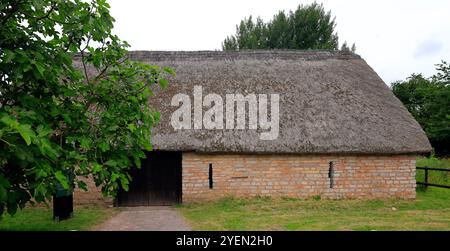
[117,151,182,206]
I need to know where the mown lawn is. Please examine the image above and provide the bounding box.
[180,188,450,231]
[179,157,450,231]
[0,206,117,231]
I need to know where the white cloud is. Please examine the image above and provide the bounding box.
[108,0,450,83]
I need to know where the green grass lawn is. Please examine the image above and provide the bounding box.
[179,157,450,231]
[0,206,117,231]
[180,188,450,230]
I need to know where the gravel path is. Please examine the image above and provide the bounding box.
[95,206,191,231]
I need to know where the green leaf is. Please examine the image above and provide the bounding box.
[104,160,117,167]
[3,49,15,63]
[153,111,161,123]
[19,110,37,120]
[0,175,11,188]
[134,157,141,168]
[163,66,176,76]
[17,124,35,146]
[142,87,153,97]
[36,125,53,137]
[37,138,59,160]
[111,172,119,182]
[0,186,7,202]
[120,176,129,191]
[80,137,92,149]
[34,184,47,202]
[55,171,69,190]
[92,163,102,173]
[99,141,110,152]
[77,181,88,191]
[36,169,48,179]
[0,114,19,128]
[34,62,46,77]
[107,125,118,132]
[127,123,136,132]
[1,115,35,145]
[142,141,152,151]
[159,78,169,88]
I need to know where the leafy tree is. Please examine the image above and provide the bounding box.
[0,0,172,216]
[267,11,290,49]
[392,61,450,156]
[222,3,339,50]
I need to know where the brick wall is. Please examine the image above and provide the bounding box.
[73,176,112,207]
[73,153,416,205]
[182,153,416,202]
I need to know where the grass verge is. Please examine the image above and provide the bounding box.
[179,188,450,230]
[0,206,117,231]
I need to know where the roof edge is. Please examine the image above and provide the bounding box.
[125,49,362,61]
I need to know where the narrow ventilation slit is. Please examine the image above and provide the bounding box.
[209,163,213,189]
[328,161,334,189]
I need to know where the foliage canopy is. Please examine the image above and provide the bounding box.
[0,0,172,216]
[392,61,450,156]
[222,3,339,51]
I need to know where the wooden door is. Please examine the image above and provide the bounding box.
[117,151,182,206]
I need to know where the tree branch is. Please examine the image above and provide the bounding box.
[34,1,57,22]
[79,35,92,83]
[0,0,23,25]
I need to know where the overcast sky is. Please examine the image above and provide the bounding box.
[109,0,449,84]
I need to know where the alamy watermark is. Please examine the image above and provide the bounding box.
[170,86,280,140]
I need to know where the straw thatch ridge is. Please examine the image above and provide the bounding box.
[75,50,432,154]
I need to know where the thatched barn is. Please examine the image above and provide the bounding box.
[75,50,431,206]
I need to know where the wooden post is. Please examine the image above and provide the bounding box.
[424,168,429,191]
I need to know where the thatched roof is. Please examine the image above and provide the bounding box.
[79,50,432,154]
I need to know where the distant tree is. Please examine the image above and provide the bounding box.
[232,16,268,49]
[222,3,339,50]
[341,41,350,51]
[267,11,290,49]
[392,61,450,156]
[222,36,238,51]
[351,43,356,53]
[340,41,356,53]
